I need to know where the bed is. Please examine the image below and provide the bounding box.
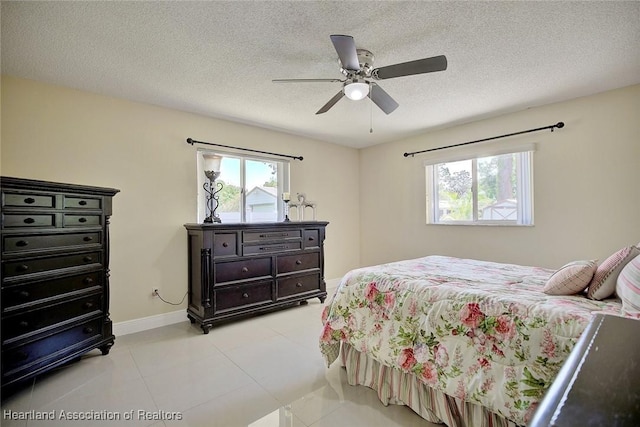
[319,255,630,427]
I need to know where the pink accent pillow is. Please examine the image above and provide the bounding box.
[588,246,640,300]
[617,254,640,318]
[543,260,597,295]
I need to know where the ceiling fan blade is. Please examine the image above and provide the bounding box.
[368,83,399,115]
[272,78,343,83]
[372,55,447,80]
[330,35,360,72]
[316,91,344,114]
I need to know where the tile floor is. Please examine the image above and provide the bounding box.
[1,295,439,427]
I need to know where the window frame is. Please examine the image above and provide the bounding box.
[197,149,290,223]
[425,143,535,226]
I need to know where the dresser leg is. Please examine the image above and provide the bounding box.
[99,342,114,355]
[299,300,309,306]
[187,314,196,324]
[201,324,212,334]
[318,296,326,303]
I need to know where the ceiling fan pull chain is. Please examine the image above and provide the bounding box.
[370,97,374,134]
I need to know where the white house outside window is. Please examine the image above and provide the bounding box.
[425,143,534,225]
[197,150,290,223]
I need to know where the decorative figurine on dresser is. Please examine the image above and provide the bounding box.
[184,221,329,334]
[1,176,119,393]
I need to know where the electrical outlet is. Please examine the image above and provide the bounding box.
[152,288,159,298]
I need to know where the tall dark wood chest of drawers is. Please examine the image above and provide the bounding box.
[184,221,328,333]
[1,177,119,392]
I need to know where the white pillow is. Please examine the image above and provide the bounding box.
[588,246,640,300]
[617,254,640,318]
[543,260,597,295]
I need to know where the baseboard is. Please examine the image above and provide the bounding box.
[113,309,186,336]
[114,277,343,337]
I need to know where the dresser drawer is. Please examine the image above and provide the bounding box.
[243,229,301,243]
[277,252,320,274]
[2,192,55,209]
[2,318,102,375]
[3,251,102,279]
[64,196,101,210]
[214,281,273,312]
[2,294,102,342]
[243,241,302,256]
[303,229,320,248]
[2,213,56,228]
[3,232,101,254]
[63,214,101,227]
[2,271,102,311]
[215,257,272,283]
[277,273,320,299]
[214,233,237,257]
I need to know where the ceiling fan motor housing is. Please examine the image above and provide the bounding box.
[338,49,375,77]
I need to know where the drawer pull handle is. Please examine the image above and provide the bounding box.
[83,256,93,262]
[258,232,289,238]
[17,264,29,272]
[242,293,249,298]
[23,217,35,224]
[296,282,303,288]
[295,260,302,265]
[79,200,87,206]
[308,236,315,241]
[259,245,286,251]
[24,197,36,204]
[16,240,29,247]
[241,267,249,273]
[78,217,87,223]
[19,290,30,298]
[83,302,94,309]
[83,327,94,334]
[84,277,94,284]
[83,236,93,242]
[222,242,229,248]
[19,321,29,328]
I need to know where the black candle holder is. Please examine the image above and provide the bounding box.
[203,170,223,223]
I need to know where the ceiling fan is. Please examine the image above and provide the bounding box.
[273,34,447,115]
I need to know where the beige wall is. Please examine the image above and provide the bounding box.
[3,76,638,323]
[1,76,361,323]
[359,84,640,269]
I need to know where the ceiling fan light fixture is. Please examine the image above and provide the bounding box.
[344,80,369,101]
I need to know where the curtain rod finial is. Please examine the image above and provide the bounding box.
[186,138,194,145]
[556,122,565,129]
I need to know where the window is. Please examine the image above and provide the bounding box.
[197,150,290,223]
[425,146,534,225]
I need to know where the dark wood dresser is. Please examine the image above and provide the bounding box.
[529,313,640,427]
[184,221,328,333]
[1,177,119,392]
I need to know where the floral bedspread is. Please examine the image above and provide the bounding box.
[319,256,624,425]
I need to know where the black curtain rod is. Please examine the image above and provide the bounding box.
[186,138,303,161]
[403,122,565,158]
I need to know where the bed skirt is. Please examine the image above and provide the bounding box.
[340,343,519,427]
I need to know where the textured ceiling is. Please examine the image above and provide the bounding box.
[2,1,639,148]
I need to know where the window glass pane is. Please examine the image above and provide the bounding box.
[245,159,278,222]
[198,150,289,223]
[477,153,518,221]
[425,151,532,225]
[437,159,472,221]
[218,157,242,223]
